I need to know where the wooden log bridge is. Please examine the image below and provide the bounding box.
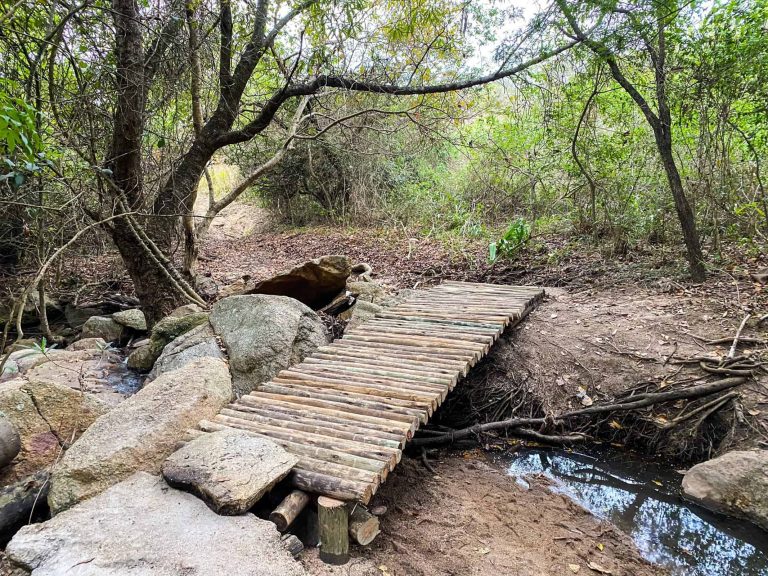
[194,281,545,504]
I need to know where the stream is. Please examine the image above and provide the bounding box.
[500,448,768,575]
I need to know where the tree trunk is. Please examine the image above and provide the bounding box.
[656,137,706,281]
[110,220,189,324]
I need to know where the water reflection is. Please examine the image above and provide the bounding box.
[503,449,768,576]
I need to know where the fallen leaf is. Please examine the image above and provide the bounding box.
[568,564,581,573]
[587,561,612,574]
[596,543,605,551]
[476,547,491,555]
[652,480,663,486]
[608,420,622,430]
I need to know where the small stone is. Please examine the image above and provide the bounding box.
[66,337,108,351]
[112,308,147,331]
[162,430,297,515]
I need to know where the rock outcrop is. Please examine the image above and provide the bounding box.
[162,430,297,515]
[7,472,305,576]
[210,295,328,396]
[65,337,107,352]
[0,379,109,483]
[246,255,351,309]
[47,357,232,514]
[682,449,768,530]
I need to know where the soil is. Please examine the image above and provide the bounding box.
[302,455,659,576]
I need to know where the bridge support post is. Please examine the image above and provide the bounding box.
[318,496,349,565]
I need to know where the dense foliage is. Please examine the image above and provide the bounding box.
[0,0,766,317]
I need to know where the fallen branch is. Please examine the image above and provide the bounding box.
[728,314,752,359]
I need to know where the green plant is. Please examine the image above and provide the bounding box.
[488,218,531,262]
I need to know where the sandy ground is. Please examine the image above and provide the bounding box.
[301,456,660,576]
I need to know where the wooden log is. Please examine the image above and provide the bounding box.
[232,396,410,436]
[0,472,49,543]
[213,413,401,470]
[318,496,350,565]
[348,506,380,546]
[312,351,463,375]
[278,369,443,406]
[242,390,420,432]
[220,406,403,449]
[303,356,460,383]
[295,471,372,504]
[263,381,431,422]
[270,490,310,532]
[199,419,389,475]
[281,533,304,557]
[347,325,494,346]
[320,344,470,374]
[342,333,485,358]
[227,399,406,444]
[283,365,449,395]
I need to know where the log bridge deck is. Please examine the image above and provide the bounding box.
[193,281,545,504]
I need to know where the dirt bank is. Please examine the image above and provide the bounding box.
[302,455,660,576]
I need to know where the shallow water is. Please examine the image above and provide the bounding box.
[500,448,768,575]
[104,357,144,396]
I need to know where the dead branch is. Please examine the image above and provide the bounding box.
[411,377,748,447]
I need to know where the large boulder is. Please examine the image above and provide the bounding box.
[81,315,123,342]
[127,311,210,373]
[7,472,305,576]
[148,323,224,381]
[682,450,768,530]
[47,357,232,514]
[246,255,351,309]
[162,430,297,515]
[210,295,328,396]
[111,308,147,331]
[0,379,110,484]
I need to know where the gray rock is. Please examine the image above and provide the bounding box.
[346,280,388,304]
[210,295,328,396]
[127,312,211,373]
[169,303,205,318]
[341,300,383,331]
[162,430,297,515]
[126,344,155,371]
[148,323,224,381]
[0,415,21,469]
[247,255,351,309]
[7,472,306,576]
[682,450,768,530]
[63,303,104,330]
[65,337,108,352]
[47,357,232,514]
[111,309,147,331]
[81,316,123,342]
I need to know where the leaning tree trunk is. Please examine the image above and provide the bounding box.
[656,138,706,282]
[110,221,191,324]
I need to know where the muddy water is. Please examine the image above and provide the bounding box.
[501,448,768,575]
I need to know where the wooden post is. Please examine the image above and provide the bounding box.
[348,505,380,545]
[270,490,310,532]
[317,496,349,565]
